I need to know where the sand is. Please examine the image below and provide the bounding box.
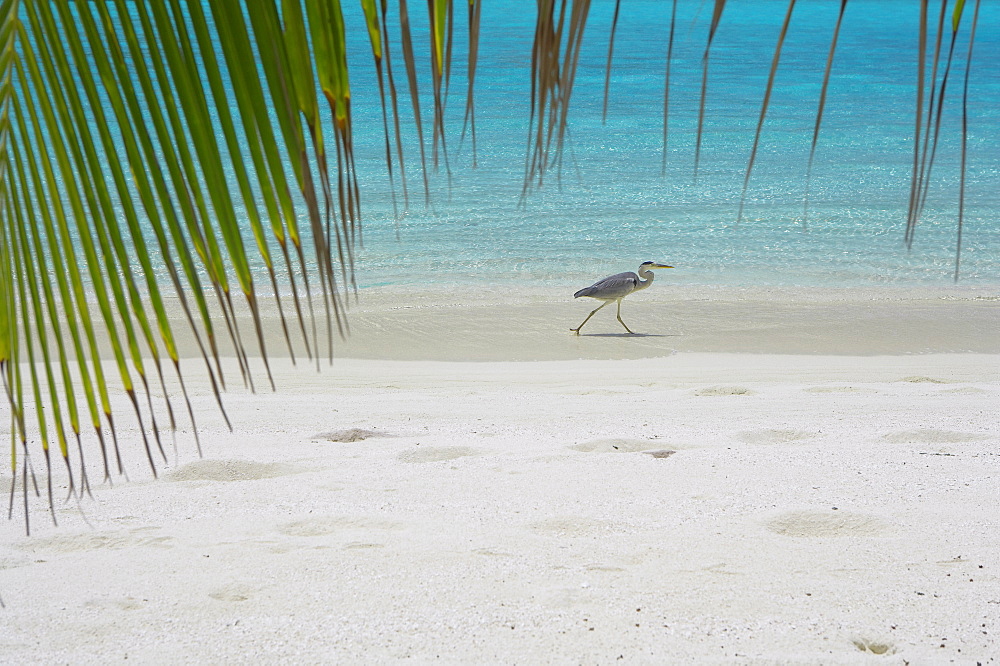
[2,285,999,664]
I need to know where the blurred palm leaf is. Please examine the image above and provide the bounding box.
[694,0,727,184]
[736,0,797,225]
[955,0,982,281]
[523,0,591,195]
[802,0,850,227]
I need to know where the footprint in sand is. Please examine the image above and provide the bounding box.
[569,438,664,454]
[278,515,401,537]
[644,449,677,459]
[851,636,895,655]
[882,429,989,444]
[166,459,302,482]
[397,446,480,463]
[938,387,988,395]
[208,584,254,603]
[738,429,814,445]
[83,597,147,612]
[20,526,175,553]
[528,516,615,537]
[898,376,950,384]
[585,563,626,572]
[693,386,755,396]
[803,385,866,393]
[312,428,386,443]
[343,542,385,550]
[473,548,514,558]
[0,554,34,571]
[765,510,892,538]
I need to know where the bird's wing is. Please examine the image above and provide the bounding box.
[574,272,640,299]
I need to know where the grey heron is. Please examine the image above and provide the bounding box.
[571,261,674,335]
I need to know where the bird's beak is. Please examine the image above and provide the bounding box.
[652,263,674,269]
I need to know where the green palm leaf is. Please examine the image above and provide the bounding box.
[1,0,366,532]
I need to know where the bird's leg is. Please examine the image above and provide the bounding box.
[571,301,609,335]
[616,299,635,334]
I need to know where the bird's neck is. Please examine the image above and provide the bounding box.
[635,267,654,290]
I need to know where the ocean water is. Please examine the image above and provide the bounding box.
[334,0,999,290]
[40,0,1000,294]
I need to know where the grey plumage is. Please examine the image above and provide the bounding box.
[571,261,673,335]
[574,272,643,300]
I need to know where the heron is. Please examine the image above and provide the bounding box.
[571,261,674,335]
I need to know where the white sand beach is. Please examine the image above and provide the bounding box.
[2,287,999,664]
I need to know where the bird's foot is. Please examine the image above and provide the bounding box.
[570,328,582,336]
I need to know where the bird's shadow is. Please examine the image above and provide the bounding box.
[573,332,674,338]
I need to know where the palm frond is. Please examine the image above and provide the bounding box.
[397,0,431,205]
[694,0,727,183]
[661,0,677,176]
[361,0,402,216]
[915,0,965,227]
[736,0,797,224]
[1,0,363,532]
[460,0,482,167]
[428,0,452,176]
[907,0,947,247]
[523,0,591,196]
[802,0,849,227]
[601,0,621,125]
[955,0,980,281]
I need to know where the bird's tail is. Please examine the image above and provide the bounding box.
[573,287,596,298]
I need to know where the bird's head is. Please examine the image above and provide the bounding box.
[641,261,674,270]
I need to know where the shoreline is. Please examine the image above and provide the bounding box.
[150,283,1000,363]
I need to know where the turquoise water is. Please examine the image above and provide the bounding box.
[334,0,999,289]
[47,0,1000,292]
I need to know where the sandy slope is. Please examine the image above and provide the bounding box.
[2,287,999,664]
